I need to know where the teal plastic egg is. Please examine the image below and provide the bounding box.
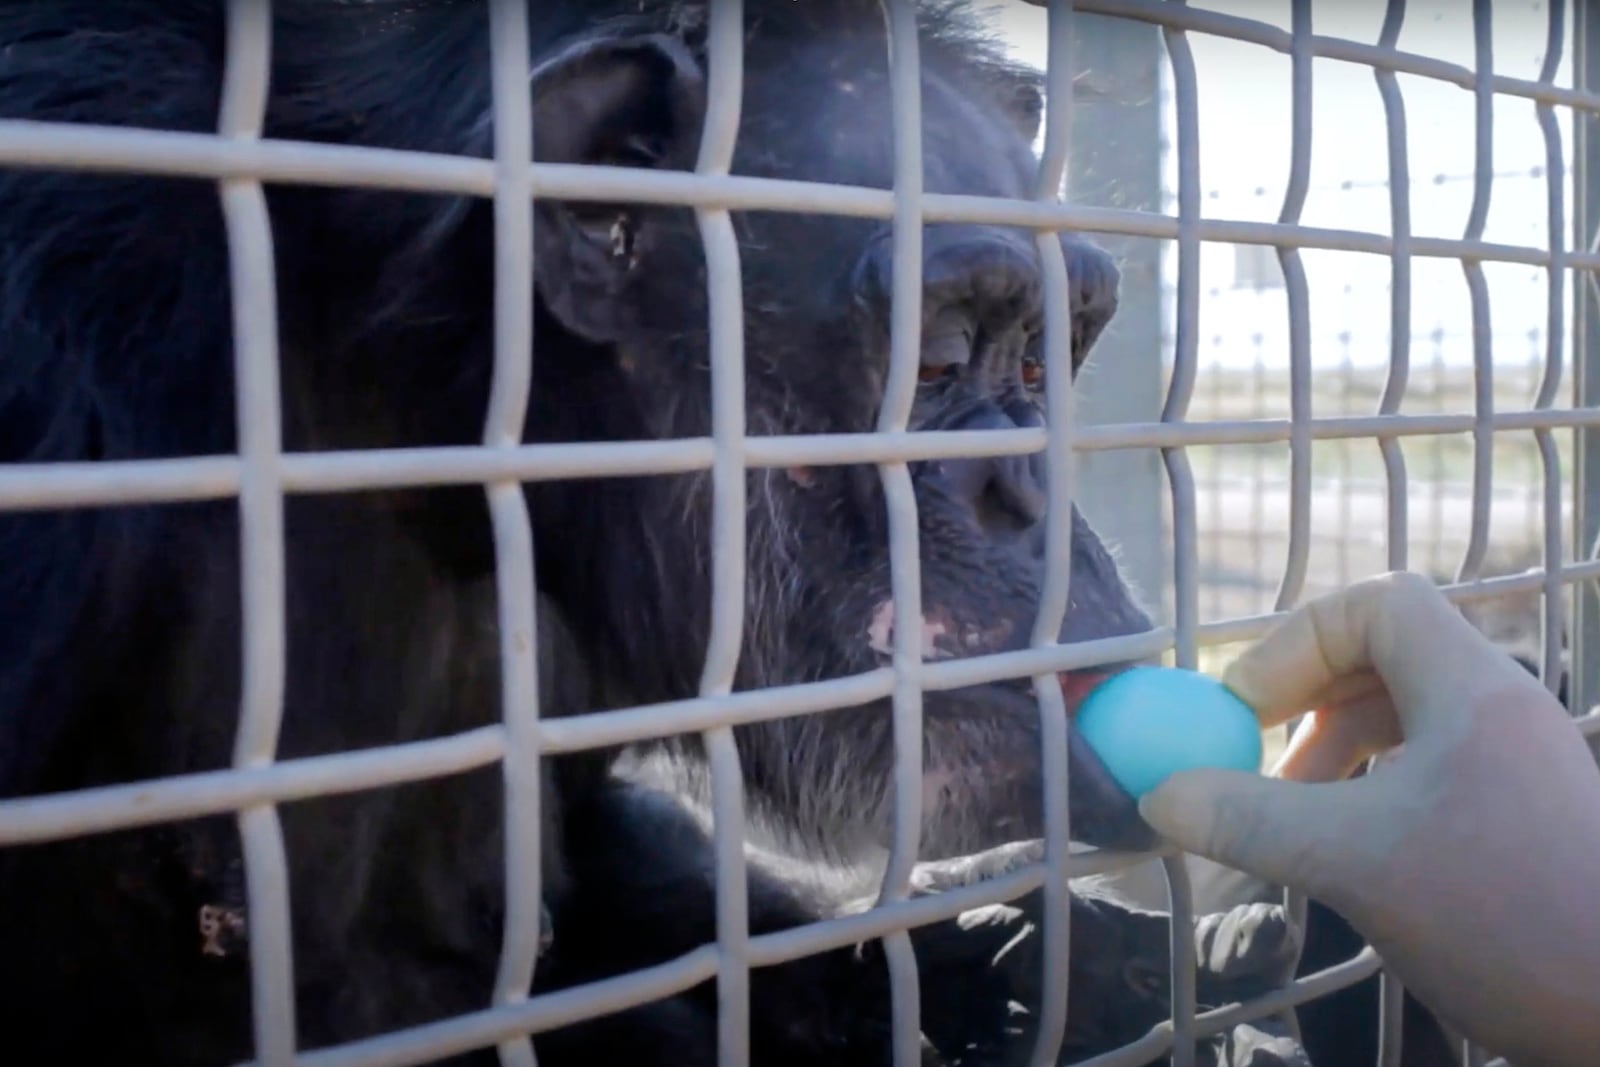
[1074,666,1263,798]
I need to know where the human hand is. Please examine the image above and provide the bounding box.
[1137,572,1600,1067]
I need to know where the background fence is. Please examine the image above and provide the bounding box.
[1,2,1599,1067]
[1001,0,1596,702]
[1002,5,1600,1061]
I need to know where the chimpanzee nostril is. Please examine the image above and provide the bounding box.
[1060,233,1120,366]
[941,453,1046,531]
[936,407,1047,534]
[923,228,1041,309]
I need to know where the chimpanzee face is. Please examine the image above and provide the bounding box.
[524,9,1156,852]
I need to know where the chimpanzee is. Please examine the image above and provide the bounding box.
[0,2,1301,1064]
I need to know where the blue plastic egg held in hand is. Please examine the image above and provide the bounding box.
[1073,666,1264,799]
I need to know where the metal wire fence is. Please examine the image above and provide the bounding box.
[0,1,1598,1067]
[1161,0,1579,649]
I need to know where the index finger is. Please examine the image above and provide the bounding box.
[1220,571,1528,737]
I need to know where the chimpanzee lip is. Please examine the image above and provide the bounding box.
[967,670,1156,850]
[1012,665,1128,716]
[1058,667,1120,716]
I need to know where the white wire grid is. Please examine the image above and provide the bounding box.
[0,0,1597,1066]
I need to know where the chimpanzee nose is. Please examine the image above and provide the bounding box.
[939,405,1047,533]
[922,227,1120,371]
[852,225,1120,370]
[920,226,1041,318]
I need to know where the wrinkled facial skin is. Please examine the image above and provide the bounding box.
[521,10,1158,860]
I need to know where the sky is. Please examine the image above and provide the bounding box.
[984,0,1573,370]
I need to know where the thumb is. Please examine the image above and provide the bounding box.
[1138,767,1375,901]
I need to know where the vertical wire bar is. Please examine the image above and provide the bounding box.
[1372,11,1414,1050]
[1460,8,1498,1063]
[1159,10,1201,1066]
[873,4,927,1065]
[1025,1,1077,1062]
[1457,0,1497,585]
[694,3,752,1063]
[1535,0,1570,698]
[482,3,541,1065]
[1274,0,1313,615]
[1374,0,1413,582]
[1377,973,1406,1067]
[1571,0,1600,720]
[1161,12,1201,672]
[1273,0,1316,1046]
[218,3,297,1064]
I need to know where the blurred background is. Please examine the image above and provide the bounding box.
[986,0,1575,685]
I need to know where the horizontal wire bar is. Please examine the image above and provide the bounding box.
[8,406,1600,514]
[6,561,1593,848]
[256,847,1378,1067]
[245,845,1169,1067]
[1078,0,1600,115]
[1183,947,1386,1036]
[780,855,1225,968]
[0,455,243,509]
[0,118,497,192]
[0,727,507,847]
[538,669,895,754]
[1076,408,1600,452]
[929,194,1600,268]
[0,119,1596,272]
[1072,948,1386,1067]
[541,629,1176,752]
[1197,561,1600,645]
[752,867,1044,969]
[287,949,723,1067]
[750,847,1178,974]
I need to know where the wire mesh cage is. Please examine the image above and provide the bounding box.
[0,1,1596,1067]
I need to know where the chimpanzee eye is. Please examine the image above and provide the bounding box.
[1021,353,1045,388]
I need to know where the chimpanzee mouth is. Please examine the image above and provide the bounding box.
[1008,666,1123,717]
[978,667,1159,852]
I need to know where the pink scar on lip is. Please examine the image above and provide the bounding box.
[866,600,1015,662]
[867,599,950,660]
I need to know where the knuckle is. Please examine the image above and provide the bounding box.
[1371,569,1435,600]
[1336,571,1443,663]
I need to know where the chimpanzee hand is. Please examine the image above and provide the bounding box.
[1207,1021,1311,1067]
[1137,571,1600,1067]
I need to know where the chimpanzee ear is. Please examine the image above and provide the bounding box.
[530,34,705,166]
[529,33,706,343]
